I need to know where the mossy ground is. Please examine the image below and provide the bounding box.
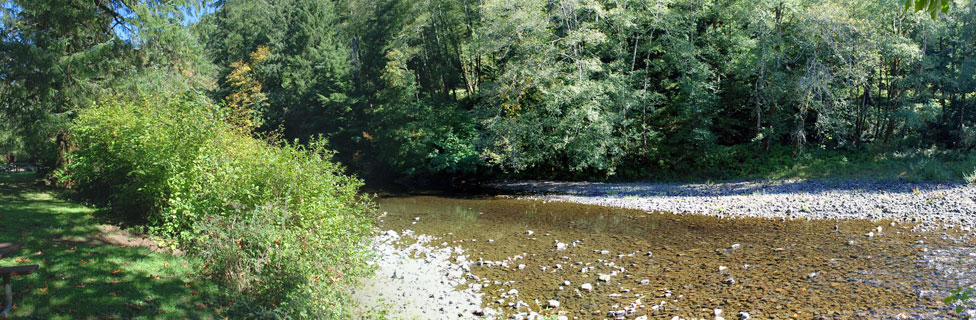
[0,172,219,319]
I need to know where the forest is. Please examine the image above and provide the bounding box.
[1,0,976,318]
[3,0,976,182]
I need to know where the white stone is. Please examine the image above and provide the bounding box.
[581,283,593,291]
[547,300,560,308]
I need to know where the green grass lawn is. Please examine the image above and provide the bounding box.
[0,172,219,319]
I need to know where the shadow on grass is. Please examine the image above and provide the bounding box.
[0,173,219,320]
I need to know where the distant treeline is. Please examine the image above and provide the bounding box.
[195,0,976,181]
[3,0,976,181]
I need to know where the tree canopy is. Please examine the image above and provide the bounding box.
[3,0,976,181]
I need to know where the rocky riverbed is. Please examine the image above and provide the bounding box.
[354,193,976,319]
[490,179,976,232]
[353,229,495,319]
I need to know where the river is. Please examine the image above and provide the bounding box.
[355,194,974,319]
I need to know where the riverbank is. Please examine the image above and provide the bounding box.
[353,229,494,319]
[490,179,976,232]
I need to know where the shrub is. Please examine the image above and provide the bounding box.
[60,91,376,318]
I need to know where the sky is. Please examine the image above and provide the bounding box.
[1,1,218,43]
[111,1,219,42]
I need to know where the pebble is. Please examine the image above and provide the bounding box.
[547,299,560,308]
[581,283,593,291]
[739,311,751,320]
[723,278,736,285]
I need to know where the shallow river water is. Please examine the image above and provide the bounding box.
[373,195,974,319]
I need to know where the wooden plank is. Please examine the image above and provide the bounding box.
[0,243,22,259]
[0,265,38,277]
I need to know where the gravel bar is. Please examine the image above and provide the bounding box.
[353,230,495,319]
[490,179,976,232]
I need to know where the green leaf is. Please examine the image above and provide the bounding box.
[915,0,928,12]
[905,0,914,11]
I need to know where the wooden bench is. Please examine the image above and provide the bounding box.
[0,242,38,317]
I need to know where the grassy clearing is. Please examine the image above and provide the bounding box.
[0,172,218,319]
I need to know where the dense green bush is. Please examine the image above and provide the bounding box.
[367,100,479,178]
[59,92,376,318]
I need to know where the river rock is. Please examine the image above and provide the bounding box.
[581,283,593,291]
[547,300,560,308]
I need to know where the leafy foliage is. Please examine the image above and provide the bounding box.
[200,0,976,181]
[905,0,952,19]
[59,88,376,318]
